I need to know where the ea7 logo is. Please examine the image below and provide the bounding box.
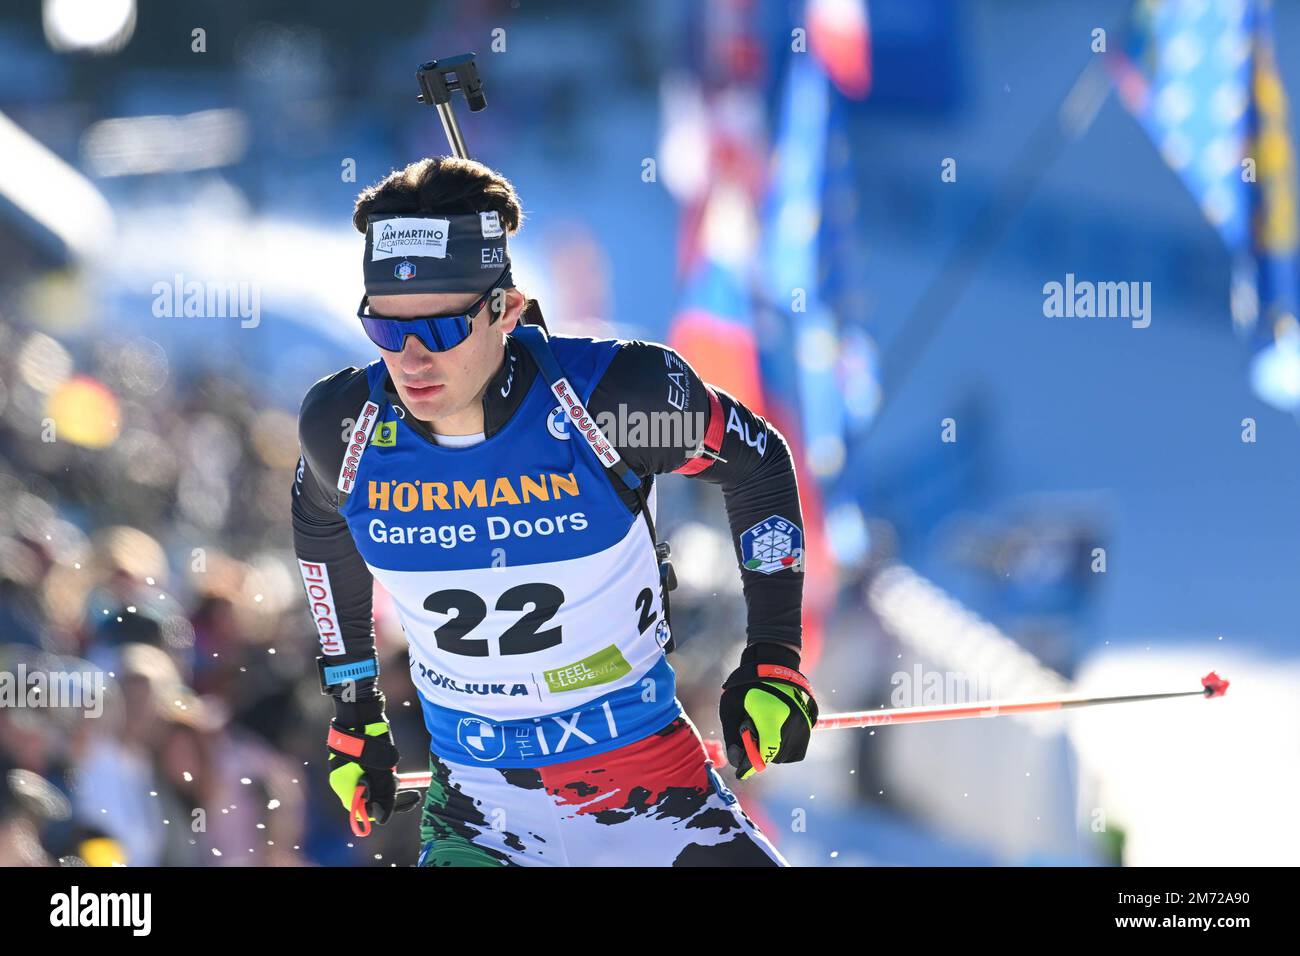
[726,406,766,456]
[50,886,151,936]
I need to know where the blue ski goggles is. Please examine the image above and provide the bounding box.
[357,268,512,353]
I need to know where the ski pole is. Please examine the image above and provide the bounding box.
[810,670,1228,730]
[734,670,1228,774]
[350,673,1227,833]
[386,672,1226,788]
[727,671,1229,775]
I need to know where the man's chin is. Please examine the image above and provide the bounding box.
[399,390,455,419]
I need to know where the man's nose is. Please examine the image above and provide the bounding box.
[399,335,439,370]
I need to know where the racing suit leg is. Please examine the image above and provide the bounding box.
[418,712,785,867]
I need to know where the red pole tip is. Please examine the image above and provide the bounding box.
[1201,672,1229,698]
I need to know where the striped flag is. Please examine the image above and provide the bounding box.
[1110,0,1300,408]
[670,179,769,415]
[666,0,875,667]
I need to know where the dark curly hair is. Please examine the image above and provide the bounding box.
[352,156,524,235]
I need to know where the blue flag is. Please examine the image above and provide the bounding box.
[1112,0,1300,408]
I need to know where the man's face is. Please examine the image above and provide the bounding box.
[368,289,522,427]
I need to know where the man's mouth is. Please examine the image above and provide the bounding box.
[403,382,445,398]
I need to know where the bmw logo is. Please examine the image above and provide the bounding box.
[546,405,570,440]
[456,717,507,761]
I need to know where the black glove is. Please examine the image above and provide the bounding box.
[326,694,419,828]
[719,643,818,780]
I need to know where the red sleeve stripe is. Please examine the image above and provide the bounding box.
[327,726,366,758]
[673,385,725,476]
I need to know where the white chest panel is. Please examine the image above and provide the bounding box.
[369,503,668,721]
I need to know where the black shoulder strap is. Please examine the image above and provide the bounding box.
[512,325,677,649]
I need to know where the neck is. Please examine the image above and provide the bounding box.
[427,405,486,438]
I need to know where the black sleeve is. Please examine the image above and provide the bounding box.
[586,341,805,651]
[291,368,381,698]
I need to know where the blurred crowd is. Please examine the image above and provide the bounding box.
[0,288,438,866]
